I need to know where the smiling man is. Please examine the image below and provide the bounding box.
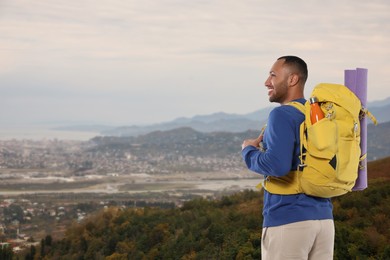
[241,56,334,260]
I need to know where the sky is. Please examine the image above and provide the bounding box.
[0,0,389,126]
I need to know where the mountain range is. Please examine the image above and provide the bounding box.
[98,97,390,137]
[90,121,390,162]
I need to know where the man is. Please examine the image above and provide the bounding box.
[241,56,334,260]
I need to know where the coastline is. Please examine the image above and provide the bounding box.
[0,125,100,141]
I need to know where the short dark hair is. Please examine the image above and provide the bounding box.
[278,55,308,84]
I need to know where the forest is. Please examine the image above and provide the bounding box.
[5,156,390,259]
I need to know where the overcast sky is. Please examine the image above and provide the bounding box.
[1,0,389,126]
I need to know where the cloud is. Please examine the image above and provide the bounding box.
[0,0,389,126]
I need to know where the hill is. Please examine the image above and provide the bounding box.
[367,121,390,161]
[366,155,390,180]
[52,97,389,137]
[98,97,389,137]
[32,157,390,259]
[89,121,390,170]
[100,107,273,137]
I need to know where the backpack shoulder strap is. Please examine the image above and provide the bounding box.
[288,101,306,114]
[287,101,307,170]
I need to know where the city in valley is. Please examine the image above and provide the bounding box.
[0,132,260,253]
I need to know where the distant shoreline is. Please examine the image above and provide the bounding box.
[0,126,100,141]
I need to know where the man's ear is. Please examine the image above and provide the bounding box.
[288,73,299,87]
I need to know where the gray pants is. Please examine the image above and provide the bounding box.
[262,219,334,260]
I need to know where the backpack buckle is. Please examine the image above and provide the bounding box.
[298,163,306,171]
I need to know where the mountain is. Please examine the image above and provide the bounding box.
[368,96,390,107]
[101,107,275,137]
[367,104,390,124]
[49,97,387,137]
[91,120,390,162]
[90,127,256,161]
[367,121,390,161]
[101,97,389,137]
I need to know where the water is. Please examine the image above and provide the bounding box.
[0,125,100,141]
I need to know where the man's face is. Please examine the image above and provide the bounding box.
[264,59,290,104]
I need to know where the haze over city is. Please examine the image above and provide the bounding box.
[1,0,389,126]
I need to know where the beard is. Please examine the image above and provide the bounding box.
[268,90,284,103]
[268,83,288,104]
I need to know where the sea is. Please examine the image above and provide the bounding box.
[0,125,100,141]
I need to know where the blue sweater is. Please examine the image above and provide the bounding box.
[242,99,333,227]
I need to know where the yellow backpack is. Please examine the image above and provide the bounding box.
[263,83,377,198]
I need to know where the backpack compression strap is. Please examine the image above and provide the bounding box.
[360,107,378,125]
[359,107,378,169]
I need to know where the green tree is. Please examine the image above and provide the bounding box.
[381,245,390,260]
[24,245,36,260]
[0,244,13,260]
[45,235,53,246]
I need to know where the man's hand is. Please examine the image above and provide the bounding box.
[241,133,263,150]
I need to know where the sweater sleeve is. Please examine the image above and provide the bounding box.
[241,107,296,177]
